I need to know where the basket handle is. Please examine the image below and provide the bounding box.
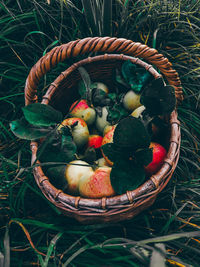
[25,37,183,105]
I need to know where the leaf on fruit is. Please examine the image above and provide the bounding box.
[80,147,96,164]
[10,117,52,140]
[61,135,77,160]
[140,77,176,116]
[110,159,146,194]
[107,103,129,124]
[91,88,108,107]
[101,143,123,162]
[37,131,76,164]
[22,103,63,126]
[134,148,153,166]
[113,116,151,150]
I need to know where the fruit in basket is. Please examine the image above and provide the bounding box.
[95,106,110,133]
[144,142,167,175]
[69,99,96,125]
[95,157,110,167]
[60,117,89,148]
[65,160,93,195]
[101,126,116,166]
[79,167,115,198]
[87,135,103,149]
[123,90,142,111]
[90,82,109,94]
[103,124,116,136]
[102,126,115,146]
[131,105,146,118]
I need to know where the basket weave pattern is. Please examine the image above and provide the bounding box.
[25,37,182,223]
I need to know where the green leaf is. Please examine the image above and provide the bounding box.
[10,118,52,140]
[61,135,77,161]
[37,132,76,164]
[110,159,146,194]
[107,103,129,124]
[113,116,151,150]
[101,143,122,163]
[140,78,176,116]
[122,61,152,93]
[92,88,108,107]
[45,165,68,190]
[78,67,92,104]
[80,147,96,164]
[135,148,153,166]
[22,103,63,126]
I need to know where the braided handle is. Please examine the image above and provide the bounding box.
[25,37,183,105]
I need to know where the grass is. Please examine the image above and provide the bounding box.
[1,0,200,266]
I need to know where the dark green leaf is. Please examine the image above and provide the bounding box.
[140,78,176,116]
[114,68,130,93]
[10,118,52,140]
[122,61,153,93]
[78,67,92,104]
[101,143,122,162]
[61,135,77,160]
[45,165,68,190]
[37,133,76,164]
[22,103,63,126]
[92,88,107,107]
[107,93,118,102]
[113,116,151,150]
[80,147,96,164]
[135,148,153,166]
[78,80,87,97]
[110,159,145,194]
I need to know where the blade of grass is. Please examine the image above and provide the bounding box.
[102,0,112,36]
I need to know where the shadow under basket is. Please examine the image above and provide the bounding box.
[25,37,182,224]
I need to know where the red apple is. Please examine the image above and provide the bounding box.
[60,117,89,148]
[87,135,103,149]
[79,167,115,198]
[101,126,116,166]
[145,142,167,175]
[69,99,96,125]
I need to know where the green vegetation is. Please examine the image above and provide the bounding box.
[1,1,200,266]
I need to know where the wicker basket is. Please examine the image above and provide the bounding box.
[25,37,182,224]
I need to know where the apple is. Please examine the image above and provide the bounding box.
[87,135,103,149]
[145,142,167,175]
[102,126,115,146]
[90,82,109,94]
[79,167,115,198]
[95,106,110,134]
[123,90,142,111]
[65,160,93,195]
[101,126,116,166]
[69,99,96,125]
[131,105,146,118]
[103,124,116,136]
[60,117,89,148]
[95,157,110,167]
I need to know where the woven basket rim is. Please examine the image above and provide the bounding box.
[30,54,181,212]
